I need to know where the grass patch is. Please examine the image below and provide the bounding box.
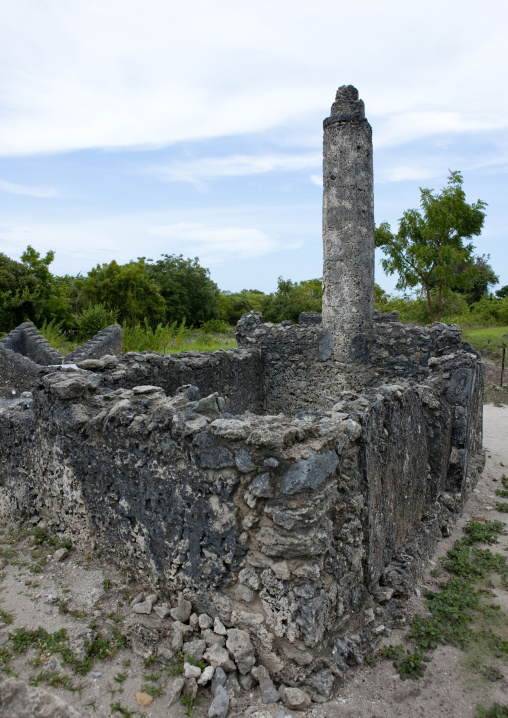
[33,526,72,551]
[0,608,14,625]
[3,625,128,677]
[463,519,505,545]
[379,518,508,681]
[181,691,199,716]
[30,669,81,692]
[477,705,508,717]
[496,476,508,499]
[462,326,508,363]
[122,318,236,355]
[110,702,139,717]
[484,385,508,407]
[140,682,164,698]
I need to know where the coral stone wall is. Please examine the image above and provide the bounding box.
[0,325,484,699]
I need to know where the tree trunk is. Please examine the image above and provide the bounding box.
[437,280,443,322]
[425,281,434,323]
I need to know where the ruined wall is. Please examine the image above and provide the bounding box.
[0,83,487,701]
[0,341,484,700]
[80,347,265,415]
[236,310,473,413]
[0,322,63,366]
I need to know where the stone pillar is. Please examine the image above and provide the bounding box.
[322,85,374,364]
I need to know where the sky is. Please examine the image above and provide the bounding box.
[0,0,507,296]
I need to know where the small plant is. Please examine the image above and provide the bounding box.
[495,502,508,513]
[395,650,427,680]
[58,600,87,620]
[463,519,505,545]
[103,577,113,590]
[110,701,136,717]
[114,671,128,684]
[181,691,197,716]
[122,658,131,668]
[141,682,164,698]
[477,705,508,717]
[0,608,14,625]
[143,653,157,668]
[142,671,160,682]
[379,643,405,660]
[30,669,79,692]
[74,303,120,342]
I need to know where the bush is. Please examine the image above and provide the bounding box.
[74,304,120,341]
[199,319,230,334]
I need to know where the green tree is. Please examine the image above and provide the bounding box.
[218,289,266,325]
[0,252,41,332]
[455,254,498,305]
[261,277,322,323]
[0,246,74,332]
[81,259,165,327]
[496,285,508,299]
[375,172,487,322]
[146,254,219,326]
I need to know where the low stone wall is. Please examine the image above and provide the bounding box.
[0,322,62,366]
[0,335,484,700]
[64,324,122,363]
[235,311,470,413]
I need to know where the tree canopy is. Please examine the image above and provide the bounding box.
[81,259,166,327]
[146,254,220,326]
[375,172,487,322]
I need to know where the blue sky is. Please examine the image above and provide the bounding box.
[0,0,507,295]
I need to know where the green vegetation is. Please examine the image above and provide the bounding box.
[110,702,138,717]
[0,608,13,625]
[478,705,508,717]
[181,691,199,716]
[496,476,508,499]
[1,624,128,678]
[379,518,508,682]
[395,650,428,680]
[1,194,506,358]
[462,327,508,361]
[375,171,488,322]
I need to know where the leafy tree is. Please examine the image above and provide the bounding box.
[0,252,41,332]
[0,246,74,332]
[82,259,165,327]
[454,254,498,305]
[261,277,322,323]
[496,285,508,299]
[146,254,220,326]
[218,289,266,325]
[375,172,487,322]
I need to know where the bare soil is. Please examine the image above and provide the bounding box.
[0,404,507,718]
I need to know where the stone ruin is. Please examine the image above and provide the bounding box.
[0,86,484,702]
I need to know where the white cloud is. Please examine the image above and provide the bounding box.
[150,153,321,184]
[310,174,323,187]
[149,222,301,262]
[0,179,59,197]
[0,214,303,276]
[0,0,507,156]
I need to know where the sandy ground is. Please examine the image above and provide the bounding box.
[0,404,507,718]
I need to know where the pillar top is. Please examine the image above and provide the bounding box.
[330,85,365,119]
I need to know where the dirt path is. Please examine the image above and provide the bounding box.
[0,405,507,718]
